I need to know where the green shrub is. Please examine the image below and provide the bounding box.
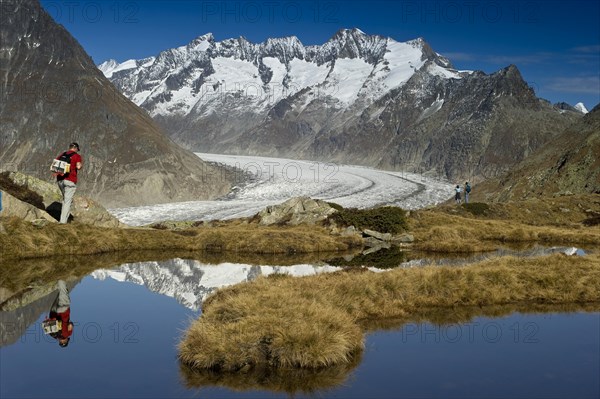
[173,229,198,237]
[326,202,345,212]
[582,215,600,227]
[149,223,169,230]
[330,206,408,234]
[461,202,490,216]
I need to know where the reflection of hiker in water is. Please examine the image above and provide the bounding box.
[44,280,73,347]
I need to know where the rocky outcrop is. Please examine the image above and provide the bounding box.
[361,229,413,254]
[257,197,337,226]
[0,172,122,227]
[1,191,56,223]
[0,0,232,207]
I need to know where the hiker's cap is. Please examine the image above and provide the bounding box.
[70,142,80,151]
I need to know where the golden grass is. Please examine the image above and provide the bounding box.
[409,198,600,253]
[179,253,600,372]
[0,216,362,260]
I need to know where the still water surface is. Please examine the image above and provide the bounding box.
[0,258,598,398]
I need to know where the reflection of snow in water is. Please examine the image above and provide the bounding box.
[91,259,343,311]
[111,153,454,226]
[90,246,587,311]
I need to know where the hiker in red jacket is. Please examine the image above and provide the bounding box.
[55,142,83,224]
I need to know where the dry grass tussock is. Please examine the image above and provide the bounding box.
[0,216,362,260]
[179,253,600,371]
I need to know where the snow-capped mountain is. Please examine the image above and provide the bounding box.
[91,259,343,310]
[99,30,457,118]
[574,102,589,114]
[100,29,582,180]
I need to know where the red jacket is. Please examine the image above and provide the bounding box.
[56,151,82,184]
[48,308,72,339]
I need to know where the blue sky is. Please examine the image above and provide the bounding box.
[41,0,600,108]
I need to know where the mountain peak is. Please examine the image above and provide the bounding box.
[575,102,589,114]
[188,33,215,48]
[333,27,367,38]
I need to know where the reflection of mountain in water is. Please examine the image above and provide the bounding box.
[399,245,588,268]
[91,259,342,311]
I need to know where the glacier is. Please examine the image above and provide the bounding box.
[110,153,454,226]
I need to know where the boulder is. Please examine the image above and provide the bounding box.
[258,197,337,226]
[1,191,56,223]
[392,233,415,244]
[31,219,51,228]
[0,172,123,228]
[363,229,392,241]
[341,226,358,237]
[6,171,62,207]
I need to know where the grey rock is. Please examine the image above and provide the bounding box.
[363,229,392,241]
[258,197,337,226]
[1,172,122,227]
[392,233,415,244]
[363,237,391,249]
[341,226,358,237]
[1,192,56,223]
[31,219,50,228]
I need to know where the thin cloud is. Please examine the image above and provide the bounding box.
[442,49,598,67]
[441,52,476,62]
[571,45,600,53]
[546,76,600,94]
[484,52,554,65]
[441,51,556,66]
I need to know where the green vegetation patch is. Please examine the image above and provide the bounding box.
[582,215,600,227]
[329,205,408,234]
[461,202,490,216]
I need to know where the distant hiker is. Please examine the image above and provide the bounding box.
[54,142,83,224]
[455,185,462,204]
[43,280,73,348]
[464,182,471,204]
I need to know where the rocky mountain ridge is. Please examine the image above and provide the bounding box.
[100,29,584,181]
[476,104,600,200]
